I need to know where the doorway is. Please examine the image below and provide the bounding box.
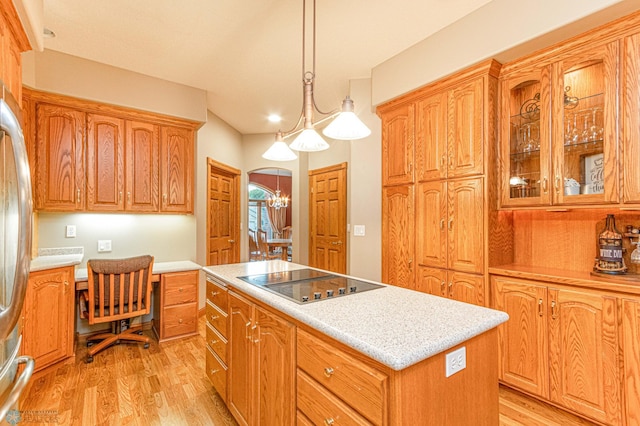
[248,168,293,261]
[308,162,347,273]
[206,158,241,265]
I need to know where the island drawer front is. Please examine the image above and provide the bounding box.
[297,369,373,426]
[206,278,228,312]
[297,410,314,426]
[206,345,227,402]
[206,322,228,365]
[162,302,198,338]
[206,301,228,337]
[163,271,198,306]
[297,329,387,425]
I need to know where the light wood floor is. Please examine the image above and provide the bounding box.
[16,317,597,426]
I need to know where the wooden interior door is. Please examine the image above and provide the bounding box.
[207,158,241,266]
[308,163,347,273]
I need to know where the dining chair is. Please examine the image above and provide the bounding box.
[82,255,154,363]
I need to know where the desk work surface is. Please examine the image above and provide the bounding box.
[30,247,84,272]
[75,260,201,283]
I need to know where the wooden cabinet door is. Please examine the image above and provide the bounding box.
[548,288,620,425]
[622,298,640,424]
[492,276,548,397]
[623,33,640,203]
[448,77,484,178]
[228,292,253,426]
[416,266,446,297]
[22,267,73,371]
[160,126,193,213]
[86,114,125,211]
[254,306,295,426]
[416,181,447,269]
[448,177,483,274]
[382,185,414,288]
[35,104,85,211]
[551,41,619,206]
[415,92,447,182]
[126,121,159,212]
[447,271,484,306]
[381,103,414,186]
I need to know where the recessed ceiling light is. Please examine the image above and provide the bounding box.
[43,28,56,38]
[268,114,282,123]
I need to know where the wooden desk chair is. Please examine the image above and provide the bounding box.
[83,255,154,363]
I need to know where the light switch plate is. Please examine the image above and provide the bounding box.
[445,346,466,377]
[97,240,112,253]
[353,225,365,236]
[65,225,76,238]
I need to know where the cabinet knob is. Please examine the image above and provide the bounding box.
[324,419,335,426]
[210,339,218,345]
[228,239,235,243]
[178,319,183,324]
[210,291,219,297]
[323,367,334,377]
[64,280,69,286]
[179,287,183,292]
[210,369,219,375]
[210,315,219,321]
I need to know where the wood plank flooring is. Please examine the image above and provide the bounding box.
[16,317,597,425]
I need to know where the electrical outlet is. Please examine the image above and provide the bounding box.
[65,225,76,238]
[353,225,366,236]
[445,346,466,377]
[97,240,112,253]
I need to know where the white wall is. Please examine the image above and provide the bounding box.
[372,0,638,106]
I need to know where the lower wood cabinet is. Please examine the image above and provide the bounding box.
[228,291,295,426]
[152,270,199,342]
[622,298,640,424]
[205,276,229,402]
[417,266,484,306]
[22,266,75,371]
[492,275,621,425]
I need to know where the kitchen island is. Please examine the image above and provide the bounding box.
[203,261,508,425]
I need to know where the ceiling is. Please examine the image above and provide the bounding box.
[41,0,493,134]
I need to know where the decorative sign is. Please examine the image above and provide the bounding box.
[583,153,604,194]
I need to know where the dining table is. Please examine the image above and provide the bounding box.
[267,238,292,261]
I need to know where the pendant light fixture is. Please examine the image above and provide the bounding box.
[267,170,289,210]
[262,0,371,160]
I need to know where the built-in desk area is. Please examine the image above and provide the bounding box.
[25,248,201,372]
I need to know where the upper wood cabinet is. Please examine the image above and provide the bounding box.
[35,103,86,211]
[25,89,198,214]
[381,103,414,186]
[415,92,447,182]
[160,126,194,213]
[499,41,619,208]
[448,77,484,178]
[0,2,30,102]
[622,32,640,204]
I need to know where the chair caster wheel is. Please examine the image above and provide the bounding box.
[86,356,93,363]
[137,330,143,335]
[144,343,150,349]
[87,342,94,347]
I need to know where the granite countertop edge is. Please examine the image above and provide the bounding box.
[203,261,509,371]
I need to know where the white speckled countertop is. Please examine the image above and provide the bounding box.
[30,247,84,272]
[75,260,201,281]
[203,261,509,371]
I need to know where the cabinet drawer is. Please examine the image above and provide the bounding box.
[206,278,228,313]
[206,345,227,402]
[162,303,197,338]
[297,369,372,426]
[205,322,228,365]
[297,329,387,425]
[206,301,228,337]
[163,271,198,306]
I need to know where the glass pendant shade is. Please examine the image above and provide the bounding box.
[289,128,330,152]
[262,132,297,161]
[322,96,371,140]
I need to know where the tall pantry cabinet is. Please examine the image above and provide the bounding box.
[378,60,503,306]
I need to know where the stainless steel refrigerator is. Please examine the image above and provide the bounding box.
[0,82,34,419]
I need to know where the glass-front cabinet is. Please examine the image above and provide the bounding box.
[500,41,619,208]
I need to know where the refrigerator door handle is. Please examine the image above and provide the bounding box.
[0,356,35,421]
[0,98,33,340]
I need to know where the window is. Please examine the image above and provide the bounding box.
[248,183,275,239]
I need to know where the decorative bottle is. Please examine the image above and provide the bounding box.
[594,214,626,274]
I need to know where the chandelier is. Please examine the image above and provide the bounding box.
[268,170,289,210]
[262,0,371,161]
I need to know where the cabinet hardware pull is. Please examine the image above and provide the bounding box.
[448,218,453,230]
[408,162,412,173]
[254,339,260,343]
[210,291,219,297]
[246,321,252,340]
[163,193,167,203]
[538,299,543,316]
[324,418,335,426]
[127,192,131,204]
[555,176,561,194]
[551,300,557,319]
[210,369,219,375]
[440,219,445,229]
[542,178,548,193]
[228,239,235,243]
[77,188,81,204]
[441,155,446,167]
[448,282,453,297]
[119,191,123,203]
[440,281,445,293]
[210,340,218,345]
[210,315,219,321]
[323,367,334,377]
[64,280,69,286]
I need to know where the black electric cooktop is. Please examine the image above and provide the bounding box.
[237,268,383,304]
